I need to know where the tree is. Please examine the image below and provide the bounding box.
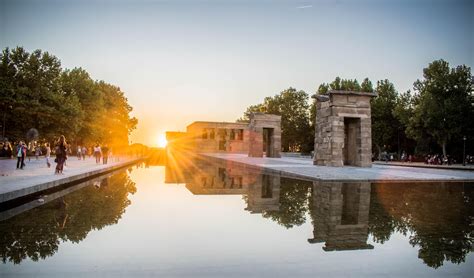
[408,60,473,156]
[318,77,372,94]
[360,78,374,92]
[0,46,137,147]
[0,47,82,141]
[371,79,401,157]
[240,88,313,152]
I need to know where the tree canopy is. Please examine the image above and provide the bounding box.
[240,88,313,152]
[407,59,473,156]
[0,47,137,146]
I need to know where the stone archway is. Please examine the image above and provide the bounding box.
[248,113,281,158]
[313,91,376,167]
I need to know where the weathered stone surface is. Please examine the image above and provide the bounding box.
[248,113,282,158]
[314,90,375,167]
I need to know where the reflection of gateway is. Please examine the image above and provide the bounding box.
[165,156,280,213]
[308,181,373,251]
[165,155,373,252]
[245,175,280,213]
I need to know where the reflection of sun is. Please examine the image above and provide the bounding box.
[157,134,167,148]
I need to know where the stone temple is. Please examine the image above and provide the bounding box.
[313,90,376,167]
[166,113,281,158]
[167,90,376,167]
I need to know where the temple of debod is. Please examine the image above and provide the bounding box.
[167,90,376,168]
[167,113,282,158]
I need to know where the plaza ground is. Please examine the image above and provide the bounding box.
[1,152,474,205]
[0,155,140,203]
[203,153,474,182]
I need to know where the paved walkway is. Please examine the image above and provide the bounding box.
[0,156,140,203]
[203,153,474,182]
[373,161,474,170]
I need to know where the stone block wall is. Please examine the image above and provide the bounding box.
[313,91,376,167]
[248,113,282,158]
[308,181,373,251]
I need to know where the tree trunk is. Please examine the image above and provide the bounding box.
[442,142,446,157]
[376,144,382,160]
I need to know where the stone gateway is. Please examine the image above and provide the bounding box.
[313,90,376,167]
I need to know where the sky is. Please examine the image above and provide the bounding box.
[1,0,473,146]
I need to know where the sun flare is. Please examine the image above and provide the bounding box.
[157,134,168,148]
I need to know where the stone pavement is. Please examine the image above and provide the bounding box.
[0,156,141,203]
[203,153,474,182]
[373,161,474,170]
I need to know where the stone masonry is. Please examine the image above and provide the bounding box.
[313,91,376,167]
[308,181,373,251]
[248,113,282,158]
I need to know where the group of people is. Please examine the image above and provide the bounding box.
[1,136,113,175]
[74,144,112,164]
[464,155,474,165]
[424,154,454,165]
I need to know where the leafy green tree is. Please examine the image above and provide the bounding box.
[0,47,82,141]
[371,79,401,156]
[96,81,138,146]
[61,68,102,144]
[318,77,371,94]
[408,60,473,156]
[0,46,137,147]
[240,88,313,152]
[360,78,374,92]
[316,83,329,95]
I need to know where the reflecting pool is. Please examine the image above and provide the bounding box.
[1,155,473,277]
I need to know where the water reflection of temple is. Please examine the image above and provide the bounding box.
[165,155,373,251]
[164,154,473,267]
[165,154,280,213]
[308,181,373,251]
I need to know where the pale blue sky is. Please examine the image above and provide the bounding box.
[1,0,473,145]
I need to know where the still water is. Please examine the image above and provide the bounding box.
[1,155,473,277]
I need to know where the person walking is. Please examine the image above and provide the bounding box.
[102,144,109,165]
[34,145,42,160]
[55,135,68,175]
[45,143,51,168]
[94,144,102,164]
[16,141,26,169]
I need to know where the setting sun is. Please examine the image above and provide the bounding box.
[157,134,167,148]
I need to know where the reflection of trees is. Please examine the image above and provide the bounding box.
[0,171,136,264]
[369,182,473,269]
[262,178,312,228]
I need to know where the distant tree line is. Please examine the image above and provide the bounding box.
[241,59,473,160]
[0,46,137,147]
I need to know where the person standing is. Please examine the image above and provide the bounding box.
[102,144,109,165]
[94,144,102,164]
[55,135,68,174]
[81,146,87,160]
[16,141,26,169]
[45,143,51,168]
[1,141,12,158]
[77,145,82,160]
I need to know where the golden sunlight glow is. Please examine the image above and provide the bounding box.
[157,134,168,148]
